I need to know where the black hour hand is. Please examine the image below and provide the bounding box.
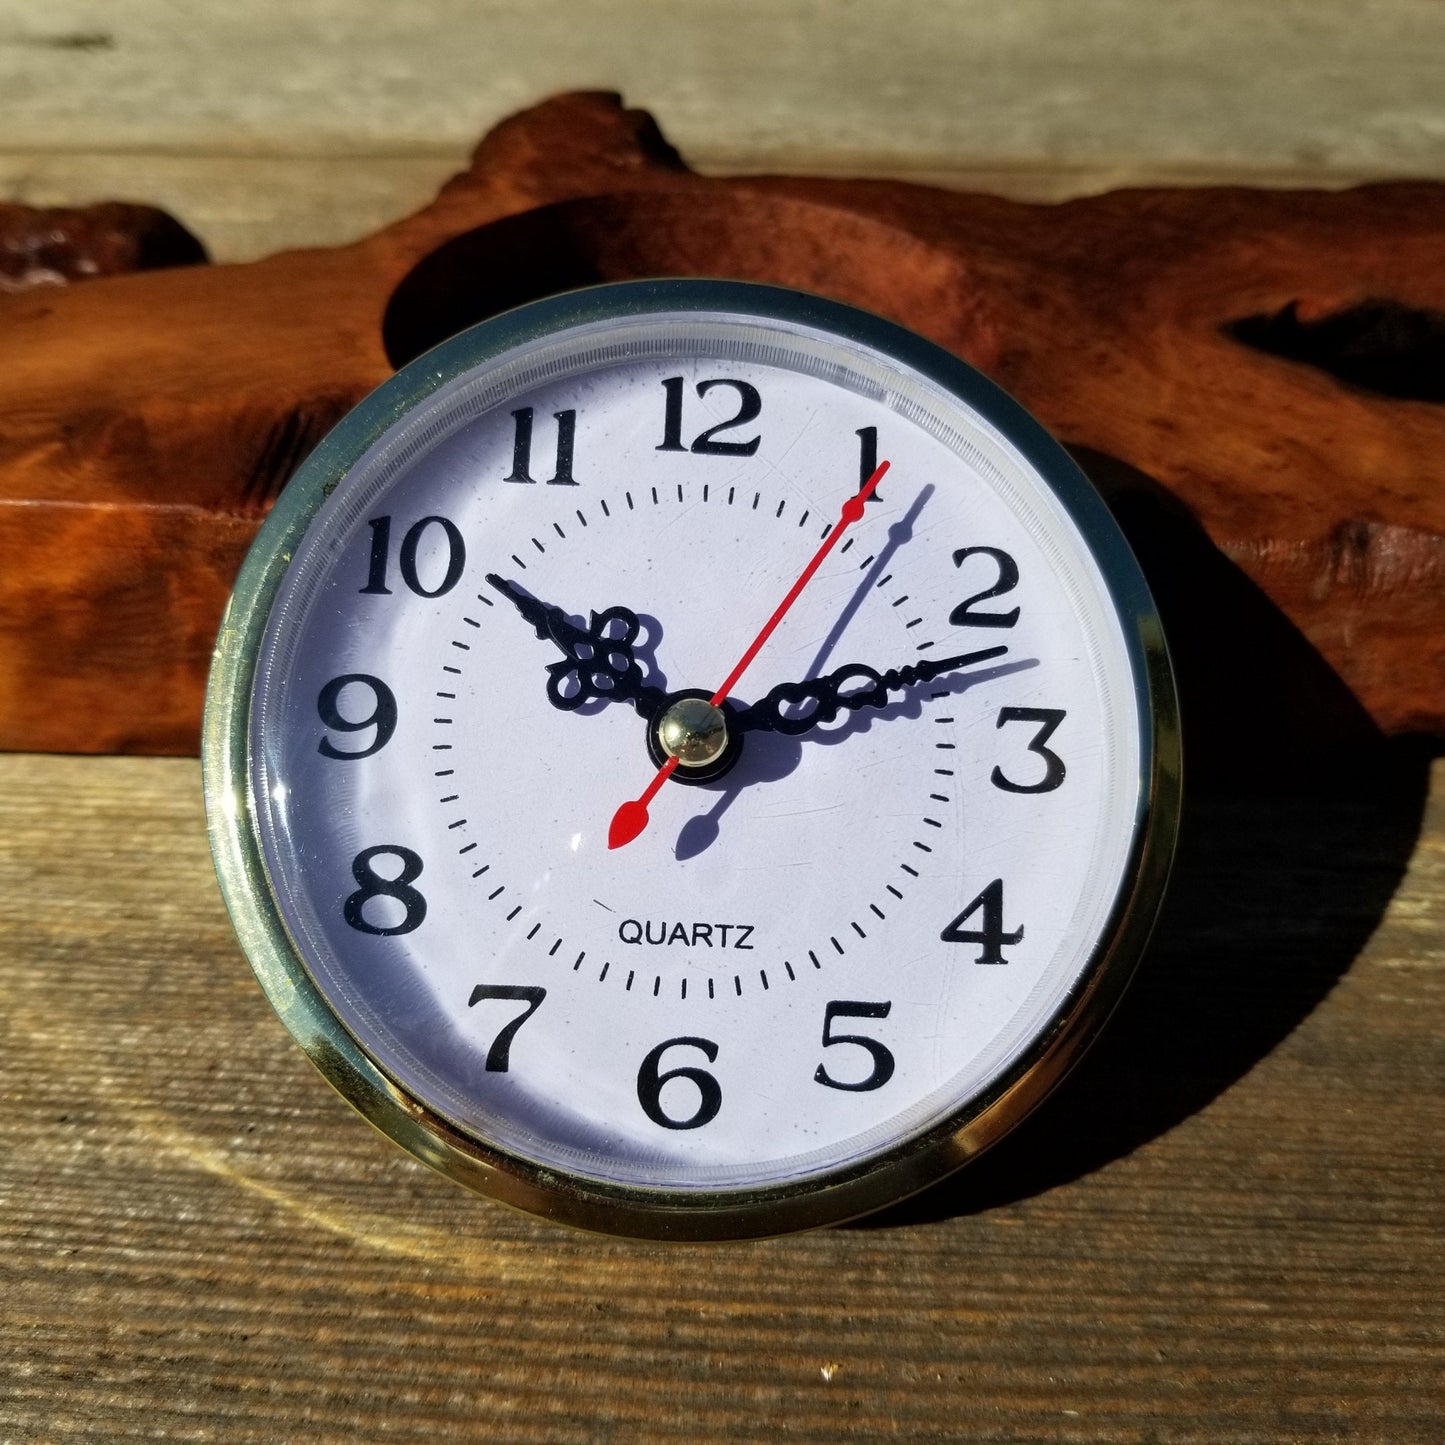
[484,574,668,718]
[734,646,1009,737]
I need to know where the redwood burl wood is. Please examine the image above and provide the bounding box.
[0,200,206,291]
[1,92,1440,754]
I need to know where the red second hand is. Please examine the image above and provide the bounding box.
[608,460,890,849]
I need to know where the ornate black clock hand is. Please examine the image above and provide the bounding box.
[484,573,669,718]
[733,645,1009,736]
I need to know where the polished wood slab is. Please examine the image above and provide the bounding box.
[1,92,1441,755]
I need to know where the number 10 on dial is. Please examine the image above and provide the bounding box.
[205,280,1178,1239]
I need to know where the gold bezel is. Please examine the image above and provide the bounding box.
[202,279,1181,1240]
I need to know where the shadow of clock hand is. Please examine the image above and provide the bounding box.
[803,483,934,679]
[855,450,1435,1230]
[673,656,1037,860]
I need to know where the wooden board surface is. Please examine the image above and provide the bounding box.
[1,752,1442,1440]
[0,1,1442,262]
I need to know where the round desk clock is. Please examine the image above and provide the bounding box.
[204,280,1179,1239]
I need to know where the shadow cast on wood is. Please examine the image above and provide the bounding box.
[862,456,1433,1224]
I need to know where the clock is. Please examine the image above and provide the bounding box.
[204,279,1179,1239]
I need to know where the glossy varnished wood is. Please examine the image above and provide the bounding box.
[1,752,1440,1440]
[1,92,1442,754]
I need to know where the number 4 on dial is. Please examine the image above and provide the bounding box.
[941,879,1023,964]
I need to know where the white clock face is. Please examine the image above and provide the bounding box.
[222,286,1168,1223]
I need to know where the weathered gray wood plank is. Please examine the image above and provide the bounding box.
[1,1,1441,171]
[0,1,1442,259]
[1,754,1440,1441]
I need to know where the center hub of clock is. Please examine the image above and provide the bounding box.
[659,697,728,766]
[646,689,743,785]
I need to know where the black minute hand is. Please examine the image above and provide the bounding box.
[485,573,669,718]
[733,646,1009,736]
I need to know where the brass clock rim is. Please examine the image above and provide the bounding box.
[202,278,1181,1241]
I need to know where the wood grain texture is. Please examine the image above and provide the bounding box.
[1,751,1441,1441]
[1,4,1442,264]
[2,92,1443,755]
[0,1,1441,180]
